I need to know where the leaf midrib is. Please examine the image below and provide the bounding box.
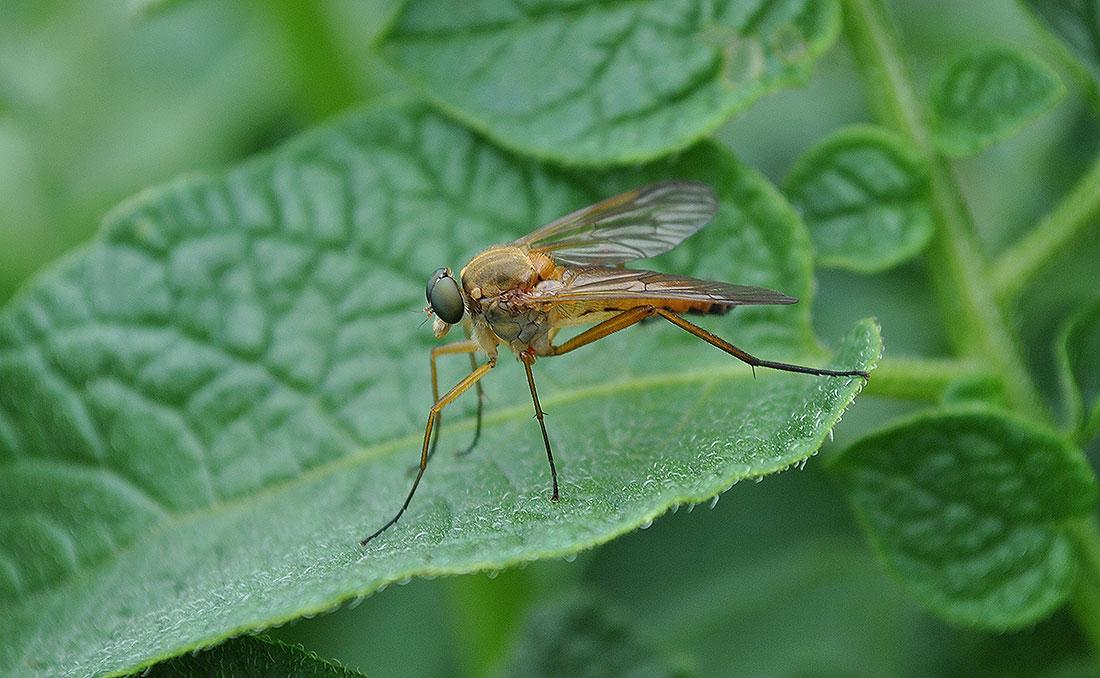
[12,357,812,605]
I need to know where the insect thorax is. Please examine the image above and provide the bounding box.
[482,298,549,347]
[460,245,540,298]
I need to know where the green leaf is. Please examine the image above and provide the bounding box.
[497,594,691,678]
[1021,0,1100,112]
[829,407,1099,630]
[377,0,841,165]
[143,636,365,678]
[1056,300,1100,444]
[784,124,934,273]
[928,45,1066,156]
[0,98,877,678]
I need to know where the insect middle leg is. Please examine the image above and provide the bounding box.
[361,355,496,546]
[518,351,558,502]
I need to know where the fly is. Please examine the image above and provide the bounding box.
[360,180,868,545]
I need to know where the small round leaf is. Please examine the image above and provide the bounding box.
[830,407,1098,629]
[785,125,934,273]
[929,45,1066,156]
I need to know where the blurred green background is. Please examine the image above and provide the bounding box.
[3,1,1098,675]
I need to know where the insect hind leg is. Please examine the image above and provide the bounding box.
[548,305,867,379]
[654,309,869,378]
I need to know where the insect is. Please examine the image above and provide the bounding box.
[360,180,869,545]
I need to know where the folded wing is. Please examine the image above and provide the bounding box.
[521,267,797,311]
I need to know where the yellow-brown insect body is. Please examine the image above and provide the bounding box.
[460,245,559,357]
[533,267,735,328]
[360,180,870,547]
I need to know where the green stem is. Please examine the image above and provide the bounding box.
[1068,517,1100,654]
[842,0,1100,655]
[861,356,988,402]
[263,0,360,121]
[442,558,589,677]
[993,152,1100,302]
[443,571,531,678]
[840,0,1047,419]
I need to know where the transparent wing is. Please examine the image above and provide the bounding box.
[512,180,718,266]
[521,267,797,309]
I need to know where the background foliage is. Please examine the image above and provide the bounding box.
[1,1,1099,676]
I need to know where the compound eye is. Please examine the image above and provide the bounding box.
[426,268,464,325]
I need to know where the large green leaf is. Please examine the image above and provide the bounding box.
[0,98,877,678]
[143,636,365,678]
[928,45,1065,156]
[377,0,841,165]
[784,124,933,273]
[830,407,1098,630]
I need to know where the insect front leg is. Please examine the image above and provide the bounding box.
[455,324,484,457]
[361,355,497,546]
[426,336,482,466]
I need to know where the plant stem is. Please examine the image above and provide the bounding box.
[840,0,1047,419]
[1068,517,1100,654]
[993,152,1100,302]
[444,571,531,678]
[861,356,988,402]
[264,0,360,121]
[842,0,1100,654]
